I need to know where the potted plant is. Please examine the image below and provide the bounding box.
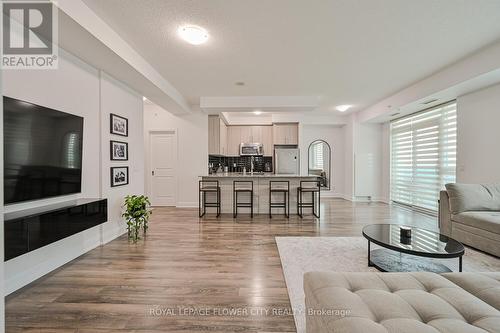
[122,195,152,242]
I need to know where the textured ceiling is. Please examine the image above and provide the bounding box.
[83,0,500,113]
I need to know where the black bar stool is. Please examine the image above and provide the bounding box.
[233,180,253,218]
[269,181,289,218]
[199,180,220,218]
[297,180,321,218]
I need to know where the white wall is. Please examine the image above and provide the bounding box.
[380,123,391,203]
[2,49,144,294]
[300,124,345,197]
[100,73,145,241]
[343,115,355,200]
[456,83,500,183]
[143,103,208,207]
[354,122,383,200]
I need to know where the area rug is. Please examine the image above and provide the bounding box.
[276,236,500,333]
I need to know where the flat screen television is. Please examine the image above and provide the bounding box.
[3,96,84,204]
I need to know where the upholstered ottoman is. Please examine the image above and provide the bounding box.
[304,271,500,333]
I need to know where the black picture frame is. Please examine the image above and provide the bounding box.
[110,166,129,187]
[110,113,128,137]
[110,140,128,161]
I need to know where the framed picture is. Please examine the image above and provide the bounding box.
[110,140,128,161]
[110,113,128,137]
[110,166,129,187]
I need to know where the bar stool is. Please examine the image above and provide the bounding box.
[269,181,289,218]
[297,180,321,218]
[233,180,253,218]
[199,180,221,218]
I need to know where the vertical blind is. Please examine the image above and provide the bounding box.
[390,101,457,211]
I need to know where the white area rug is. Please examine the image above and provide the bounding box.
[276,236,500,333]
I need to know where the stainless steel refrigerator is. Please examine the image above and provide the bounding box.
[274,148,300,175]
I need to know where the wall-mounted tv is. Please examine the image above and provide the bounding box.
[3,96,84,204]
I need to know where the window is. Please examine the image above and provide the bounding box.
[310,141,324,170]
[390,101,457,211]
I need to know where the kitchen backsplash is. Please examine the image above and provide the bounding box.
[209,155,273,173]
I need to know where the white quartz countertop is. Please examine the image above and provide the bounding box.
[200,172,317,178]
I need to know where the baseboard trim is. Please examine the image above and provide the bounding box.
[176,201,198,208]
[320,192,345,198]
[341,196,390,203]
[372,197,390,204]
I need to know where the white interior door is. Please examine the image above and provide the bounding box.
[149,131,177,206]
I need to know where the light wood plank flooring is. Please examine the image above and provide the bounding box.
[6,199,436,332]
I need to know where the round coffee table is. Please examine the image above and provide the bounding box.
[362,224,465,273]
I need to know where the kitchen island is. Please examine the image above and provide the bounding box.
[200,173,318,215]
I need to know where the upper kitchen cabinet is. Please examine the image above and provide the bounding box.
[227,126,241,156]
[208,115,227,155]
[261,126,273,156]
[219,119,227,155]
[273,123,298,145]
[226,125,273,156]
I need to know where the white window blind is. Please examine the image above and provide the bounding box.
[390,101,457,211]
[311,142,324,170]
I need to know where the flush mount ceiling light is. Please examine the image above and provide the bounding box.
[177,25,209,45]
[335,104,352,112]
[253,110,262,115]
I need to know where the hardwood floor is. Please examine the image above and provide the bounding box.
[6,199,436,332]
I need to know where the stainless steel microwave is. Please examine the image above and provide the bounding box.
[239,143,264,156]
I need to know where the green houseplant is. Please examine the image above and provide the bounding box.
[122,195,152,242]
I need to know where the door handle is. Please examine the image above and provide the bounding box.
[152,170,155,176]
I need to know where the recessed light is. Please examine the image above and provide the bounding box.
[335,104,352,112]
[177,25,209,45]
[142,96,147,101]
[254,110,262,115]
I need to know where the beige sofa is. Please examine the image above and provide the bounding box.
[439,183,500,257]
[304,271,500,332]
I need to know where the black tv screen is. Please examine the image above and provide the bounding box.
[3,96,84,204]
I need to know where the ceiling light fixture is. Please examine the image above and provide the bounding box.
[254,110,262,115]
[335,104,352,112]
[177,25,209,45]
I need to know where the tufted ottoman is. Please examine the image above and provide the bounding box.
[304,271,500,333]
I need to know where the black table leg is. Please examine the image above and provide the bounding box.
[459,256,463,272]
[367,240,373,267]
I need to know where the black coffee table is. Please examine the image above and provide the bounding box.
[362,224,465,273]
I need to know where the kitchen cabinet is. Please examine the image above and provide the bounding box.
[208,115,227,155]
[211,122,275,156]
[225,125,273,156]
[237,126,262,143]
[273,123,298,145]
[227,126,241,156]
[261,126,273,156]
[219,119,227,155]
[239,126,252,144]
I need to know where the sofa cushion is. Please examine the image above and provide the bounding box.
[304,271,500,333]
[442,273,500,311]
[445,183,500,214]
[452,211,500,234]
